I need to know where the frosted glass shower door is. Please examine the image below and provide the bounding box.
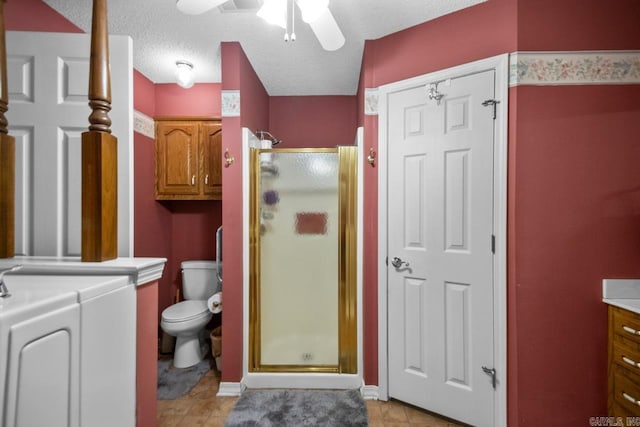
[250,147,357,373]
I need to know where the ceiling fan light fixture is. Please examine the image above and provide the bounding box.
[257,0,287,29]
[296,0,329,23]
[176,0,228,15]
[308,9,345,51]
[175,60,195,89]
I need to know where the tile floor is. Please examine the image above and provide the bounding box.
[157,363,464,427]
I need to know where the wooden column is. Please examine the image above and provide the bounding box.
[82,0,117,261]
[0,0,14,259]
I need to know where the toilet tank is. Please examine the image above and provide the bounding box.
[181,261,220,300]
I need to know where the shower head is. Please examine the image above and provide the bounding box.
[257,130,282,146]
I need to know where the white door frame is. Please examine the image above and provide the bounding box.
[377,54,508,427]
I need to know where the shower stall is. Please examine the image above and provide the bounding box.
[242,129,362,389]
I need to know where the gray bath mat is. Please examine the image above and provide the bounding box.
[224,389,368,426]
[157,358,211,400]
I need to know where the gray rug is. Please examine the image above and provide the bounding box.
[224,389,369,426]
[157,358,211,400]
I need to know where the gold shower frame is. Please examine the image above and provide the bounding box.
[249,147,358,374]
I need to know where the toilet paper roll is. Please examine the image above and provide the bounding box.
[208,292,222,314]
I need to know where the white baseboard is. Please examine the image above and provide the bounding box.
[217,382,243,397]
[360,385,379,400]
[243,373,362,390]
[218,380,378,399]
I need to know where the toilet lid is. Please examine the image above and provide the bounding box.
[162,300,210,322]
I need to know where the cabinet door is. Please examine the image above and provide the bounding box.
[202,121,223,199]
[4,304,80,427]
[156,122,200,196]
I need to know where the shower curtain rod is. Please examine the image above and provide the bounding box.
[256,130,282,146]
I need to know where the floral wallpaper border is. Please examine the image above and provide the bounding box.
[221,90,241,117]
[365,88,379,115]
[509,51,640,86]
[133,110,154,138]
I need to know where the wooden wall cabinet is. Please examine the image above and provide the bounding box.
[155,118,222,200]
[608,305,640,417]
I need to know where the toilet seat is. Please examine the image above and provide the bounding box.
[162,300,209,323]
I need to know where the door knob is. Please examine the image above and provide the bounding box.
[391,257,409,268]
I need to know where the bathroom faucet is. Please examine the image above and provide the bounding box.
[0,265,23,298]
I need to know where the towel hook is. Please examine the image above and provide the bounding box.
[367,148,376,167]
[224,149,234,168]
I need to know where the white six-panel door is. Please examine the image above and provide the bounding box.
[387,70,496,426]
[6,31,133,257]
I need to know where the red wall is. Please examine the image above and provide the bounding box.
[357,0,640,425]
[358,0,517,391]
[220,42,270,382]
[367,0,517,88]
[357,43,379,384]
[517,0,640,50]
[153,84,223,318]
[155,83,222,117]
[511,84,640,425]
[134,71,156,115]
[6,0,82,32]
[136,280,159,427]
[507,1,640,424]
[132,71,174,319]
[269,96,357,148]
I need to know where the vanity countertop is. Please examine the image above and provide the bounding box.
[0,256,166,287]
[602,279,640,314]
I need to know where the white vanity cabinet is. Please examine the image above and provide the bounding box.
[0,289,80,427]
[0,256,167,427]
[603,279,640,418]
[77,276,136,427]
[1,274,135,427]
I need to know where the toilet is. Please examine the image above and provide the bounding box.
[161,261,220,368]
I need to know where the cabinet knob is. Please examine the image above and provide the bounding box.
[205,174,209,185]
[623,356,640,368]
[191,175,195,186]
[623,392,640,407]
[623,325,640,336]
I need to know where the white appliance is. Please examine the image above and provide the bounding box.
[0,280,80,427]
[0,273,135,427]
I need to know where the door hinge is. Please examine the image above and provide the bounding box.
[385,256,388,266]
[482,366,497,389]
[491,234,496,254]
[482,99,500,120]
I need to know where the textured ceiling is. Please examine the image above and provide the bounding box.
[43,0,486,96]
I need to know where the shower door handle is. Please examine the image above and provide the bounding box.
[391,257,409,269]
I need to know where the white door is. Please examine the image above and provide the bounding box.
[6,31,133,257]
[387,70,496,426]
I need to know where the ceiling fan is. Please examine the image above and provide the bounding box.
[176,0,345,51]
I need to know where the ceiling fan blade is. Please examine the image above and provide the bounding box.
[308,9,345,51]
[176,0,228,15]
